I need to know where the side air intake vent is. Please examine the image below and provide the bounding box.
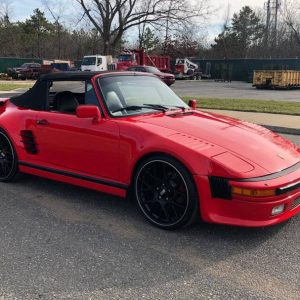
[290,197,300,210]
[20,130,38,154]
[209,176,232,200]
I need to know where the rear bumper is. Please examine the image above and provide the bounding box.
[194,169,300,227]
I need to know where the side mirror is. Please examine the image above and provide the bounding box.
[76,105,101,122]
[188,99,197,110]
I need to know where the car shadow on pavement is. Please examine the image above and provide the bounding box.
[15,174,291,250]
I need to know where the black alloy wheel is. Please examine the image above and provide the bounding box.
[0,131,18,182]
[134,155,198,229]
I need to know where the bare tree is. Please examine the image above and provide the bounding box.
[283,0,300,46]
[136,0,153,49]
[163,23,205,58]
[0,0,13,24]
[75,0,211,54]
[43,0,66,58]
[219,3,231,59]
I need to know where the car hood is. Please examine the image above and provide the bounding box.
[138,110,300,176]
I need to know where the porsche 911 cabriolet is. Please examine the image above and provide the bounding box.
[0,71,299,229]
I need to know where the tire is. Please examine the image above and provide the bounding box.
[134,155,199,230]
[0,131,18,182]
[186,69,193,76]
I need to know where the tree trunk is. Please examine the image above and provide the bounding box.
[57,24,61,59]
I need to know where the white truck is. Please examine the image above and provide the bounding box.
[81,55,113,72]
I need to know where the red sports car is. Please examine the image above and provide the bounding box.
[0,72,299,229]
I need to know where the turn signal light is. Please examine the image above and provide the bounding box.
[232,187,276,197]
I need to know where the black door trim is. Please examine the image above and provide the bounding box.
[19,161,128,189]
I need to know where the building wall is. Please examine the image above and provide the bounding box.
[192,58,300,81]
[0,57,43,73]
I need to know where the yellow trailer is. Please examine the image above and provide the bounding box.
[253,70,300,89]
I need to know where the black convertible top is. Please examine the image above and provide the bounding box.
[10,72,106,110]
[10,79,48,110]
[39,71,105,81]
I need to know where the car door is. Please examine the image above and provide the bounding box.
[32,80,120,182]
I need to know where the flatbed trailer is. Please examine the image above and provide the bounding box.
[253,70,300,89]
[175,71,202,80]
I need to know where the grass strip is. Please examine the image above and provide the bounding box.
[182,97,300,116]
[0,83,33,91]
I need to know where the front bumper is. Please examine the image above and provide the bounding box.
[194,166,300,227]
[163,78,175,86]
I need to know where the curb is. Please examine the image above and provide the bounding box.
[0,88,29,95]
[262,125,300,135]
[0,91,18,94]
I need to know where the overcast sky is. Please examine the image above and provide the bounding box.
[206,0,264,41]
[7,0,265,41]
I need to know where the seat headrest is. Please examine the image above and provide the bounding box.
[55,91,79,113]
[106,91,123,112]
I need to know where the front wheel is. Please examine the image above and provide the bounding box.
[0,131,18,182]
[134,155,199,230]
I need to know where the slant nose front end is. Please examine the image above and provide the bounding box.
[194,162,300,227]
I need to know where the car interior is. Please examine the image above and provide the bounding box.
[46,79,126,116]
[47,80,99,113]
[52,91,79,113]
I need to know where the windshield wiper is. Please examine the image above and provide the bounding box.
[144,104,187,111]
[143,103,169,110]
[112,105,167,113]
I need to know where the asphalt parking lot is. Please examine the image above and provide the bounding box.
[172,80,300,101]
[0,134,299,300]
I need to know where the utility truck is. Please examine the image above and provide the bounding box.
[114,49,170,72]
[81,55,113,71]
[81,49,170,72]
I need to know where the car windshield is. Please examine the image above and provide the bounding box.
[118,54,132,61]
[82,57,96,65]
[21,63,31,68]
[145,66,160,73]
[98,75,188,117]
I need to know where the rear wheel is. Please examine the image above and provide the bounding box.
[0,131,18,182]
[134,155,199,230]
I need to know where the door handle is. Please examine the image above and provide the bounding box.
[36,119,49,125]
